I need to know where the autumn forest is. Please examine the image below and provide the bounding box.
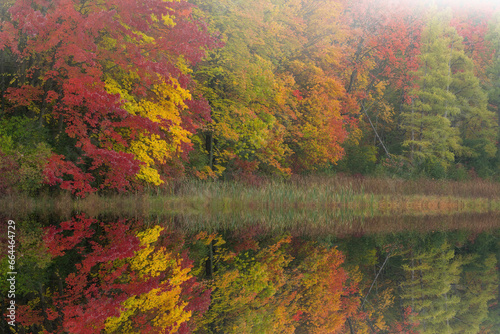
[2,0,500,333]
[1,0,500,194]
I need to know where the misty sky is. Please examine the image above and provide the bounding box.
[387,0,500,9]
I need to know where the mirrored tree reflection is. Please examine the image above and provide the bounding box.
[1,213,499,333]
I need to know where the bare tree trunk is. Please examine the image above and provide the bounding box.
[361,103,392,160]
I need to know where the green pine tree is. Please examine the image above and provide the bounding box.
[400,241,464,334]
[402,9,497,175]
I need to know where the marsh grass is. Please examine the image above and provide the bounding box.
[2,176,500,224]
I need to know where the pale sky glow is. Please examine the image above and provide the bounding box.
[368,0,500,18]
[378,0,500,10]
[419,0,499,10]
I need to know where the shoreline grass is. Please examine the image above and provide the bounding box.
[2,176,500,220]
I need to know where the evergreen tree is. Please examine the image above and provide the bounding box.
[400,241,463,333]
[455,254,498,333]
[402,10,497,174]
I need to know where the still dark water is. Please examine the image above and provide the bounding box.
[1,210,499,333]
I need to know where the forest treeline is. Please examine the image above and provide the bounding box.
[1,0,500,196]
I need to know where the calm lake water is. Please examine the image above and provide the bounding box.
[1,208,499,333]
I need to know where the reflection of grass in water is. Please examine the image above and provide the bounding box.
[2,177,500,223]
[156,196,499,233]
[170,207,360,233]
[143,210,500,237]
[4,187,500,236]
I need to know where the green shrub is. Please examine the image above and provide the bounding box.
[0,116,53,195]
[418,156,447,179]
[447,163,468,181]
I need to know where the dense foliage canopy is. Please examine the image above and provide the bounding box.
[1,0,500,192]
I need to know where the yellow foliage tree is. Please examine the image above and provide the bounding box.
[105,76,192,185]
[93,0,214,186]
[104,225,193,333]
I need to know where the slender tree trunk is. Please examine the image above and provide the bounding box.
[445,42,453,119]
[206,132,214,170]
[57,271,64,295]
[347,317,356,334]
[39,283,54,332]
[361,103,392,160]
[206,239,214,278]
[411,257,415,309]
[362,250,392,308]
[411,98,415,163]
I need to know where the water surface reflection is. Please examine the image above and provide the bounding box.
[1,212,499,333]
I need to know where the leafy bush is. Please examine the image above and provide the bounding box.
[336,144,378,175]
[418,156,447,179]
[0,116,52,195]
